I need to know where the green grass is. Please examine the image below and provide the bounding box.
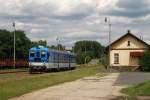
[121,81,150,97]
[0,66,106,100]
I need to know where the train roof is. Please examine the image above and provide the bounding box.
[29,46,49,51]
[29,46,75,56]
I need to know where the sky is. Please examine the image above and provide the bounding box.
[0,0,150,48]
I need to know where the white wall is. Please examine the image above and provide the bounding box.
[110,50,145,66]
[109,35,149,67]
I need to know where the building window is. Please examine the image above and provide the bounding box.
[114,53,119,64]
[127,41,130,46]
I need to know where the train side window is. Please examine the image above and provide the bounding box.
[54,53,58,63]
[62,54,64,63]
[60,54,63,63]
[30,52,35,57]
[70,56,75,63]
[64,55,67,63]
[73,57,76,63]
[70,56,72,63]
[54,53,56,63]
[50,52,54,62]
[59,53,62,62]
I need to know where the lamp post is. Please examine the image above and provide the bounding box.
[105,17,111,69]
[13,22,16,69]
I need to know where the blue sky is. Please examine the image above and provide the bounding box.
[0,0,150,48]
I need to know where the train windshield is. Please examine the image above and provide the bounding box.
[41,51,46,58]
[30,51,35,57]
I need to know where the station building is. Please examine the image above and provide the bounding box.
[107,30,150,68]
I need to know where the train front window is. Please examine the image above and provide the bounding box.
[30,52,35,57]
[41,51,46,58]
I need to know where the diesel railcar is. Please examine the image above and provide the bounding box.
[29,46,76,73]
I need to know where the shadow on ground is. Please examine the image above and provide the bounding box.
[114,72,150,86]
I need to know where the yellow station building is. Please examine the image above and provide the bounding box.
[107,30,150,68]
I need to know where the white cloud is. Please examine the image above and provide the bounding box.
[0,0,149,47]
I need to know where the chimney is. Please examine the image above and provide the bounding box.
[127,30,131,33]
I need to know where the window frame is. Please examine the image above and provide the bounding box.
[114,53,119,64]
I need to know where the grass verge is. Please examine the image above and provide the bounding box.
[121,80,150,97]
[0,66,106,100]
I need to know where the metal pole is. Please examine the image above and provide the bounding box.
[13,22,16,69]
[57,36,61,51]
[85,41,86,64]
[59,39,61,51]
[56,36,59,50]
[105,17,111,69]
[109,22,111,69]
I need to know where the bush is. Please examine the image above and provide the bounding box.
[139,51,150,71]
[76,52,91,64]
[99,55,107,66]
[76,52,85,64]
[85,56,91,63]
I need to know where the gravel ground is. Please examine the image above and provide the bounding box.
[10,72,150,100]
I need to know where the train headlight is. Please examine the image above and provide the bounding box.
[41,51,46,55]
[41,51,46,57]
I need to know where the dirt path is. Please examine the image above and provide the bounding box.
[10,73,126,100]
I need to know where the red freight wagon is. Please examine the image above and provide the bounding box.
[0,59,28,67]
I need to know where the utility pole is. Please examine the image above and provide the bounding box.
[84,41,87,64]
[13,22,16,69]
[105,17,111,69]
[56,36,61,51]
[56,36,59,50]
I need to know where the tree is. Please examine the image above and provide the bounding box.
[139,51,150,71]
[0,30,13,58]
[31,40,47,47]
[74,40,105,64]
[14,30,32,59]
[0,29,32,59]
[48,44,65,51]
[76,52,85,64]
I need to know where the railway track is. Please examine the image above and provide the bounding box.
[0,69,28,74]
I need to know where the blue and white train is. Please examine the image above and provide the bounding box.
[29,46,76,73]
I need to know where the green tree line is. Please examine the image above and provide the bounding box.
[0,29,105,63]
[73,40,105,64]
[0,29,33,59]
[48,44,65,51]
[0,29,67,59]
